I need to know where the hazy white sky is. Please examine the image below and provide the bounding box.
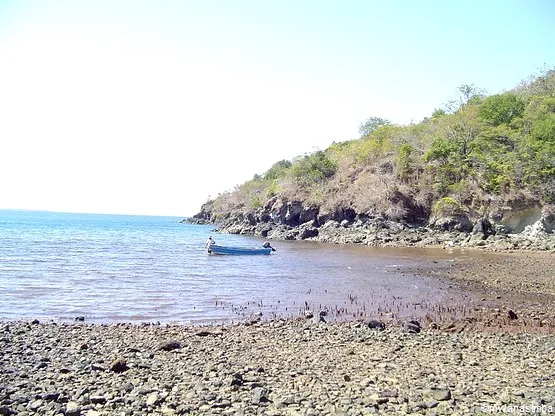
[1,0,554,216]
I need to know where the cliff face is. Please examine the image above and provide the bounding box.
[189,197,555,251]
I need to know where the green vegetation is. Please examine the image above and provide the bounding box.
[433,197,464,217]
[290,151,337,186]
[358,116,391,136]
[478,93,525,126]
[202,68,555,221]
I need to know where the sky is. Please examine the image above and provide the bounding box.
[0,0,554,217]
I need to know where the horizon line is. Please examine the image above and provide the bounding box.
[0,207,192,219]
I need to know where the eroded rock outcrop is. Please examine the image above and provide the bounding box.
[186,199,555,251]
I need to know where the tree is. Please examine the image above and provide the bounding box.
[424,106,483,190]
[516,66,555,98]
[291,151,337,186]
[263,160,292,180]
[531,113,555,143]
[396,143,413,181]
[478,93,525,126]
[431,108,446,119]
[445,84,486,113]
[358,117,391,137]
[446,106,483,160]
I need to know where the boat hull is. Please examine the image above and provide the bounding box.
[208,245,272,255]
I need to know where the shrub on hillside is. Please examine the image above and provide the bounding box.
[291,151,337,186]
[433,197,465,217]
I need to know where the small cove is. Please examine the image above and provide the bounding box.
[0,210,495,324]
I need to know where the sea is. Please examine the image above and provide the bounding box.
[0,210,478,324]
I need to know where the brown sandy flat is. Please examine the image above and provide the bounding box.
[411,249,555,333]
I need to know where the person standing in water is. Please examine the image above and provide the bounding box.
[206,236,215,253]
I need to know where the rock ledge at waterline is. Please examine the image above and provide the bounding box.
[186,200,555,251]
[1,320,554,415]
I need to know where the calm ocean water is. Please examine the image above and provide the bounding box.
[0,210,475,324]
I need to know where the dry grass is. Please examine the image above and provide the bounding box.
[349,171,391,215]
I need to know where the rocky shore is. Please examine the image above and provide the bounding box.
[187,200,555,252]
[2,319,555,416]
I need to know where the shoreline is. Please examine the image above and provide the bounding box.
[188,213,555,252]
[2,248,554,333]
[192,221,555,333]
[2,248,555,414]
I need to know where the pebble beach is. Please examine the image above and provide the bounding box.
[2,250,555,416]
[2,320,555,416]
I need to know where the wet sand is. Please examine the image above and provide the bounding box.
[406,249,555,333]
[423,249,555,295]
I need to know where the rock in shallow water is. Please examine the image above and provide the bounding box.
[404,320,421,334]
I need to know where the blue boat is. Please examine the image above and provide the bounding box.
[207,244,274,255]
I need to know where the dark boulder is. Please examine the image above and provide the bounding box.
[387,190,428,225]
[260,212,271,223]
[367,320,386,331]
[299,205,319,225]
[316,212,332,226]
[430,213,473,233]
[472,217,494,238]
[158,340,182,351]
[243,212,257,226]
[110,357,128,373]
[404,320,421,334]
[334,208,356,224]
[299,222,319,239]
[285,202,303,226]
[0,406,15,416]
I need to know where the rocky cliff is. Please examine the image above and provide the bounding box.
[187,198,555,251]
